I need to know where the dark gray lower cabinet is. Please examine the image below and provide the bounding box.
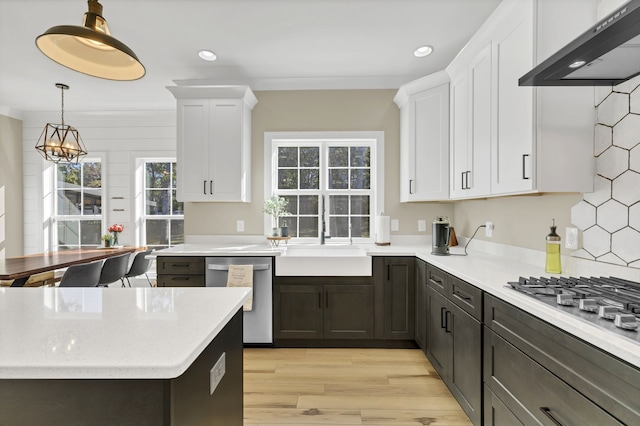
[375,257,415,340]
[426,266,482,426]
[484,294,640,425]
[484,385,523,426]
[415,260,427,352]
[156,256,205,287]
[274,282,374,340]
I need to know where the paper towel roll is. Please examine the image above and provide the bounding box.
[375,216,391,246]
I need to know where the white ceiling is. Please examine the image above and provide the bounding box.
[0,0,501,114]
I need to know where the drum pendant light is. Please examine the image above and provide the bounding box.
[35,0,145,81]
[35,83,88,164]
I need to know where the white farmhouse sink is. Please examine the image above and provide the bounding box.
[276,245,372,276]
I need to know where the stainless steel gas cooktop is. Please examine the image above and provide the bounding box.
[508,276,640,343]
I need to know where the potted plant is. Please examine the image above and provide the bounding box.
[263,195,291,236]
[101,234,113,248]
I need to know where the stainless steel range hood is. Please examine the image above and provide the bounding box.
[519,0,640,86]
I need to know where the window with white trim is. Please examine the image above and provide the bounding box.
[143,161,184,249]
[54,160,103,250]
[265,132,384,243]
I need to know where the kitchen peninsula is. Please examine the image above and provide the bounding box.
[0,286,250,426]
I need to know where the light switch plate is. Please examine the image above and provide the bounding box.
[210,352,226,395]
[237,220,244,233]
[391,219,399,232]
[566,227,579,249]
[418,220,426,232]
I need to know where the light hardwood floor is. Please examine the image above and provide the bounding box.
[243,348,472,426]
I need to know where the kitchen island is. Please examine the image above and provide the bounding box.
[0,286,250,426]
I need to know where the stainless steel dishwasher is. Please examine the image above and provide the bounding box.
[205,257,273,344]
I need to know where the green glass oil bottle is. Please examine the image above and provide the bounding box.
[545,219,562,274]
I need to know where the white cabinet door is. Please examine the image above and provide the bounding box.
[491,3,534,195]
[467,43,492,197]
[209,100,243,201]
[406,84,450,201]
[450,73,469,199]
[177,99,211,202]
[176,98,252,202]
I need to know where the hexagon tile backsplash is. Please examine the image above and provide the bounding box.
[571,76,640,269]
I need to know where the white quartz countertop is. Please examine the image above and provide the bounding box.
[0,287,250,379]
[154,243,282,256]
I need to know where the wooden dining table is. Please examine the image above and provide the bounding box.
[0,247,138,287]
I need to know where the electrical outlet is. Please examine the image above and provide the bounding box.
[236,220,244,233]
[210,352,226,395]
[418,220,426,232]
[485,221,494,238]
[391,219,399,232]
[566,227,578,249]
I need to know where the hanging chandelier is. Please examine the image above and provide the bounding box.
[35,83,88,164]
[35,0,145,81]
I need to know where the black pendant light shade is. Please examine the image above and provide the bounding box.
[35,83,88,164]
[35,0,145,81]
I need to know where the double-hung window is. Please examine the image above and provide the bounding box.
[55,160,103,250]
[143,161,184,249]
[266,132,384,243]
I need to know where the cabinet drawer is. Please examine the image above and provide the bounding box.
[449,275,482,321]
[485,294,640,424]
[157,257,204,275]
[426,264,448,294]
[484,328,623,426]
[157,275,205,287]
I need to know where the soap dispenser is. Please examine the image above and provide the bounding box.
[545,219,562,274]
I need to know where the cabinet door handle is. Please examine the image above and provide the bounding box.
[444,310,451,333]
[522,154,530,180]
[387,264,390,281]
[440,307,447,329]
[210,180,213,194]
[203,180,207,194]
[409,179,414,194]
[539,407,563,426]
[453,289,472,301]
[466,171,471,189]
[461,172,465,190]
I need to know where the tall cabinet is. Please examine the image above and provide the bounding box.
[394,71,450,202]
[167,86,257,202]
[446,0,596,199]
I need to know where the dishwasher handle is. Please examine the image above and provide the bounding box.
[208,264,271,271]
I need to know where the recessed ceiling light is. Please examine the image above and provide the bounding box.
[198,50,217,61]
[414,45,433,58]
[569,60,586,69]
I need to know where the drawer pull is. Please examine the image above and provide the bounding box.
[453,290,472,301]
[171,264,190,268]
[540,407,563,426]
[440,307,447,329]
[171,277,190,281]
[430,276,442,285]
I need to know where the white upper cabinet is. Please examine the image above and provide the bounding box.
[449,44,492,199]
[167,86,257,202]
[447,0,596,199]
[394,72,450,202]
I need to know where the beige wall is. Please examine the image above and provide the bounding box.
[0,114,24,257]
[452,193,583,254]
[185,89,454,237]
